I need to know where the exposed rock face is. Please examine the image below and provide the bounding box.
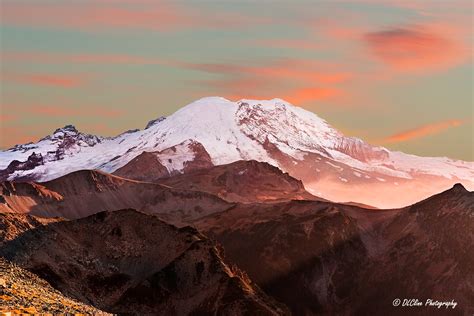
[0,258,109,315]
[0,152,44,182]
[182,140,214,173]
[0,125,103,182]
[0,210,289,315]
[195,184,474,315]
[0,170,233,226]
[145,116,166,129]
[160,160,319,203]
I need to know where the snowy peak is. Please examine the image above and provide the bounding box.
[52,124,79,135]
[235,98,387,162]
[0,124,104,176]
[170,96,237,120]
[41,124,83,142]
[0,96,472,208]
[41,124,103,146]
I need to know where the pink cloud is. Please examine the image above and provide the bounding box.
[0,126,38,148]
[0,114,16,122]
[284,87,343,104]
[252,39,326,51]
[1,2,188,31]
[1,1,271,32]
[6,73,85,88]
[2,51,167,66]
[183,60,352,82]
[384,119,465,143]
[183,59,353,105]
[30,105,123,118]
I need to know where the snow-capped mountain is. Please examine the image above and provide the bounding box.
[1,97,472,207]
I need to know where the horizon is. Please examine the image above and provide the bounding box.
[1,0,473,161]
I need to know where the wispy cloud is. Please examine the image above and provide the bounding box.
[0,114,16,122]
[1,1,271,32]
[2,51,167,66]
[5,73,86,88]
[3,53,352,105]
[30,105,123,118]
[384,119,465,143]
[0,126,39,148]
[251,39,326,51]
[179,59,353,105]
[1,2,190,32]
[284,87,343,104]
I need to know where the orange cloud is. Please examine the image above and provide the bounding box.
[0,114,16,122]
[256,66,352,84]
[31,105,123,118]
[70,54,165,65]
[180,59,352,105]
[384,119,465,143]
[0,126,38,148]
[3,52,353,105]
[364,24,468,72]
[1,2,187,31]
[180,59,352,84]
[6,73,85,88]
[2,51,167,66]
[352,0,473,16]
[284,87,342,104]
[252,39,326,51]
[1,2,270,32]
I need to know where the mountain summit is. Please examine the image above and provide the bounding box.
[1,97,472,207]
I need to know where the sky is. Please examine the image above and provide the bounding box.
[0,0,472,160]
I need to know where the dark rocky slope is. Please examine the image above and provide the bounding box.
[195,184,474,315]
[0,209,288,315]
[0,170,233,226]
[158,160,319,203]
